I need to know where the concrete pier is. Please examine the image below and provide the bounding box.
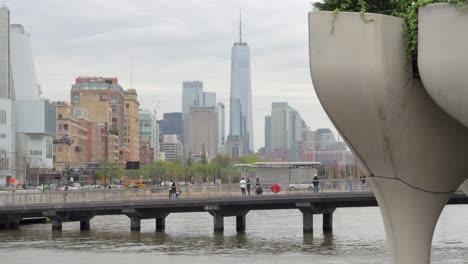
[213,213,224,232]
[300,210,313,233]
[323,213,333,233]
[80,218,91,231]
[51,219,62,230]
[130,216,141,231]
[156,217,165,232]
[236,214,246,233]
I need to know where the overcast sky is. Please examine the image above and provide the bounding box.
[8,0,335,151]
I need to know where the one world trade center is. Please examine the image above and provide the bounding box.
[228,13,254,154]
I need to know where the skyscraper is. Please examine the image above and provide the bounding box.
[271,102,289,151]
[188,106,217,156]
[264,115,272,153]
[228,13,253,154]
[182,81,203,153]
[217,103,225,147]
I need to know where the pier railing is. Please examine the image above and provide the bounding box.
[0,179,371,206]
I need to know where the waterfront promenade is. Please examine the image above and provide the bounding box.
[1,183,467,233]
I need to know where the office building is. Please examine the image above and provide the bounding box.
[181,81,203,151]
[123,89,139,162]
[188,106,217,156]
[0,12,56,186]
[160,135,183,162]
[264,115,272,154]
[203,92,216,106]
[217,103,225,147]
[229,15,254,154]
[161,112,182,136]
[139,109,159,165]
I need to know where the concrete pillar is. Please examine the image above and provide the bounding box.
[130,216,141,232]
[80,218,91,231]
[9,221,19,230]
[156,217,165,232]
[213,213,224,232]
[51,219,62,230]
[323,213,333,233]
[236,214,246,233]
[301,210,313,233]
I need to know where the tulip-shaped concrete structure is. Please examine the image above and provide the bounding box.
[418,3,468,129]
[309,11,468,264]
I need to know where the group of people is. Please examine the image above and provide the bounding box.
[240,178,263,195]
[168,180,180,199]
[347,174,367,192]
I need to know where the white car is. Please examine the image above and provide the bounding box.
[288,182,313,191]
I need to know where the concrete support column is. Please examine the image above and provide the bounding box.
[236,214,246,233]
[52,219,62,230]
[213,213,224,232]
[301,210,313,233]
[156,217,166,232]
[9,221,19,230]
[80,218,91,231]
[130,216,141,232]
[323,213,333,233]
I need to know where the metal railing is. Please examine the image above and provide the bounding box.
[0,179,371,206]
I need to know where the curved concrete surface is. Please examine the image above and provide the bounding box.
[419,3,468,128]
[309,11,468,263]
[460,179,468,196]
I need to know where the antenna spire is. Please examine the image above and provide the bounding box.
[239,9,242,43]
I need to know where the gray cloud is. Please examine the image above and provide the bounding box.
[8,0,335,151]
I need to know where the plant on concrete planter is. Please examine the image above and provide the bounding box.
[314,0,468,62]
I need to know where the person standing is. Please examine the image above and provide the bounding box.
[255,178,262,195]
[240,178,246,196]
[360,175,367,190]
[171,181,177,199]
[347,174,354,192]
[312,175,320,193]
[246,178,251,195]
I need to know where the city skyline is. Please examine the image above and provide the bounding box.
[6,0,335,151]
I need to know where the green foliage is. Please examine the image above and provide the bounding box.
[236,155,267,164]
[314,0,468,62]
[96,161,124,180]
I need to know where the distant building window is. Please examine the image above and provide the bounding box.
[58,114,63,119]
[100,93,108,101]
[0,133,6,139]
[73,93,80,104]
[57,155,62,162]
[58,146,63,152]
[30,150,42,156]
[126,103,129,109]
[58,124,62,130]
[0,110,6,124]
[111,93,117,104]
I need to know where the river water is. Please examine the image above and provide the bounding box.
[0,205,467,264]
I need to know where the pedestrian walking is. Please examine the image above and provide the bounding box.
[347,174,354,192]
[360,175,367,190]
[240,178,246,196]
[312,175,320,193]
[246,178,251,195]
[255,178,263,195]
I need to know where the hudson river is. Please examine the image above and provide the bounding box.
[0,206,467,263]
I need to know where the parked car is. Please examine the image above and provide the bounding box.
[288,182,313,191]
